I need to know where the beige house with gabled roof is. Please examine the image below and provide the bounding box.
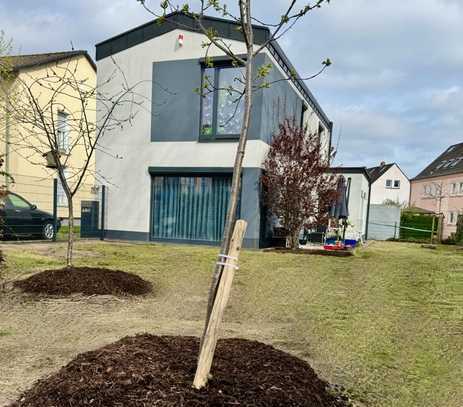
[0,50,97,218]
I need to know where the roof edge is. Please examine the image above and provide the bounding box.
[6,50,96,73]
[94,11,331,128]
[95,11,270,48]
[329,166,371,181]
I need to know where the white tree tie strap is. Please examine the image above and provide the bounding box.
[216,254,239,270]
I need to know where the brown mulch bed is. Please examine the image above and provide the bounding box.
[13,267,152,296]
[9,334,352,407]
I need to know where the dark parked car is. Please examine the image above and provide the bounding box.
[0,192,60,240]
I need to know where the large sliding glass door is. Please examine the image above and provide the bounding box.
[151,175,231,243]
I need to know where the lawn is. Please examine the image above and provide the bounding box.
[0,241,462,406]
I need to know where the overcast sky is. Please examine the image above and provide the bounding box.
[1,0,462,178]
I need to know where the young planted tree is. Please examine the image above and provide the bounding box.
[0,55,143,266]
[139,0,332,323]
[138,0,332,387]
[0,156,12,268]
[262,119,337,249]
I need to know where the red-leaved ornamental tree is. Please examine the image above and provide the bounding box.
[262,119,337,249]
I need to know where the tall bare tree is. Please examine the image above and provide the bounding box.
[0,55,143,267]
[139,0,332,333]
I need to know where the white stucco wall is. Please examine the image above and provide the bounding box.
[370,165,410,206]
[96,28,329,235]
[338,172,370,238]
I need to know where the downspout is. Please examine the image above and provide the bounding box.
[327,121,334,165]
[4,98,10,188]
[365,174,372,240]
[1,78,11,189]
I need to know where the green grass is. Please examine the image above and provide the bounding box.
[2,241,463,407]
[56,225,80,241]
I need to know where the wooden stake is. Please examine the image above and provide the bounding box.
[431,216,436,244]
[437,214,443,243]
[193,219,247,390]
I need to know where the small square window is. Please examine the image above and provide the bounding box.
[394,180,400,188]
[386,179,392,188]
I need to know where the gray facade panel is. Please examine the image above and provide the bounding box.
[259,54,303,144]
[241,168,262,243]
[151,59,202,142]
[105,229,150,241]
[150,54,303,145]
[247,54,265,141]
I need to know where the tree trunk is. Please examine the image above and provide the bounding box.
[288,229,300,250]
[201,8,254,340]
[66,196,74,268]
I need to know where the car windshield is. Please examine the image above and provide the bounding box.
[8,194,31,209]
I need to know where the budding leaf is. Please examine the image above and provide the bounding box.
[322,58,332,67]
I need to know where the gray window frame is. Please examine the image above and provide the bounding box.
[199,62,245,141]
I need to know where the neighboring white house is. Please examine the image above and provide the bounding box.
[367,162,410,206]
[330,167,371,239]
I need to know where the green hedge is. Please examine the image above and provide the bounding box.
[400,212,435,241]
[455,215,463,244]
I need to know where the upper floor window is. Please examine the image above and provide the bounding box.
[448,211,458,225]
[451,183,457,194]
[200,65,245,140]
[394,180,400,188]
[385,179,392,188]
[57,111,70,153]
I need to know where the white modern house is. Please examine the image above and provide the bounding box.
[367,162,410,206]
[330,167,371,239]
[95,12,332,248]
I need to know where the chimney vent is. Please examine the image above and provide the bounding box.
[380,161,386,166]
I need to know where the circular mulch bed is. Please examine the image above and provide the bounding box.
[10,334,352,407]
[13,267,152,296]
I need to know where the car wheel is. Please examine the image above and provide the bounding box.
[42,223,55,240]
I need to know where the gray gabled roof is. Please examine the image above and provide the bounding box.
[0,50,96,73]
[367,163,395,183]
[95,11,332,129]
[413,142,463,180]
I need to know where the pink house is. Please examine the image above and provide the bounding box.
[410,142,463,239]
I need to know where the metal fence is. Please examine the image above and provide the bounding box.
[367,205,441,243]
[368,204,402,241]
